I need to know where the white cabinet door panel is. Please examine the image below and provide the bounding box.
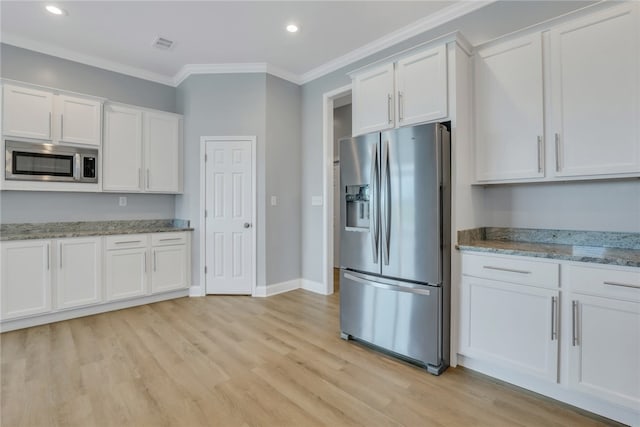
[56,95,102,146]
[2,84,53,141]
[551,5,640,177]
[569,295,640,409]
[56,238,102,310]
[151,245,187,293]
[460,276,559,382]
[105,248,148,301]
[0,241,51,319]
[396,45,447,126]
[352,63,395,136]
[144,112,181,193]
[475,33,545,181]
[103,104,143,191]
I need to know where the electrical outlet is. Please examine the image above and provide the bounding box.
[311,196,323,206]
[271,196,277,206]
[119,196,127,207]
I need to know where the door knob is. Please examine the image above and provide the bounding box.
[244,223,252,228]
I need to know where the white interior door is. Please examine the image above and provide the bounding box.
[205,138,255,294]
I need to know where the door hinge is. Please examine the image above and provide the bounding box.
[205,266,208,274]
[205,154,208,162]
[205,210,208,218]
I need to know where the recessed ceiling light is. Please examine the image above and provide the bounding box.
[286,24,299,33]
[45,5,67,16]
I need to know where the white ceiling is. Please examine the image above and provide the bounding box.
[0,1,598,86]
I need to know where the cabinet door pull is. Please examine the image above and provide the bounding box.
[144,252,147,273]
[551,296,558,340]
[604,281,640,290]
[572,300,579,346]
[554,133,561,172]
[59,245,63,269]
[153,250,157,272]
[387,94,393,124]
[146,169,150,189]
[47,243,50,270]
[138,168,142,188]
[398,91,404,122]
[482,265,531,275]
[537,136,543,173]
[60,114,64,140]
[49,112,52,139]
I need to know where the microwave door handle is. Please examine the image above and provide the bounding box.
[74,153,81,181]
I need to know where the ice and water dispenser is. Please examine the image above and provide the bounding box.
[345,184,370,230]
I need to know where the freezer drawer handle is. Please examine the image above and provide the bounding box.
[482,265,531,275]
[604,281,640,290]
[343,273,431,296]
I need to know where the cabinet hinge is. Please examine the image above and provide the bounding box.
[205,266,208,274]
[205,210,208,218]
[205,154,208,162]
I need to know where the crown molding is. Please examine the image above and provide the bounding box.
[1,33,175,86]
[298,0,495,84]
[2,0,494,88]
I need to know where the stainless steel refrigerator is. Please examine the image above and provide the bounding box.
[339,122,450,375]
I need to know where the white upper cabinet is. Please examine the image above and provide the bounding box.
[103,104,143,191]
[550,4,640,177]
[143,111,182,193]
[352,63,395,136]
[352,44,449,136]
[55,95,102,146]
[396,45,448,127]
[2,84,53,141]
[474,33,545,182]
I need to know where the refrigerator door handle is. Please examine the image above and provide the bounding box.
[344,272,432,296]
[370,143,379,264]
[381,139,390,265]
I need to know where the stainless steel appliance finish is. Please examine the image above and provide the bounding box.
[6,140,98,183]
[339,122,450,375]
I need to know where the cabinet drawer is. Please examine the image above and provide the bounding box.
[568,264,640,301]
[462,253,559,288]
[151,232,187,246]
[105,234,148,250]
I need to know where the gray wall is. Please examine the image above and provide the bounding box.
[265,75,302,285]
[0,44,177,225]
[482,180,640,232]
[176,74,267,289]
[1,44,176,112]
[1,192,175,223]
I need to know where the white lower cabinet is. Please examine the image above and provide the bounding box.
[568,294,640,409]
[105,234,149,301]
[459,252,640,425]
[56,237,102,310]
[151,245,188,293]
[460,276,559,382]
[0,231,190,331]
[0,240,51,320]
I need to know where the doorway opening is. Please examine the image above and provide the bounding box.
[321,84,352,295]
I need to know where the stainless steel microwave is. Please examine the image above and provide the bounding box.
[5,140,98,183]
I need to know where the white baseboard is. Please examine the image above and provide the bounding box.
[254,279,301,297]
[302,279,331,295]
[189,286,205,297]
[0,289,189,333]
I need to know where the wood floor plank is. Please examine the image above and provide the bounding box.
[1,290,621,427]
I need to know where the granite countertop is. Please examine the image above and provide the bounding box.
[457,227,640,268]
[0,219,193,241]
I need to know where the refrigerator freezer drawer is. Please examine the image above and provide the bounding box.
[340,270,442,369]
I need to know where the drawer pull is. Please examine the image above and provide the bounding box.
[115,240,142,245]
[159,238,182,242]
[482,265,532,275]
[603,281,640,290]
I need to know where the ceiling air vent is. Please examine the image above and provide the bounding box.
[153,37,174,50]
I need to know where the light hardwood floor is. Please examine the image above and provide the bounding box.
[1,289,620,427]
